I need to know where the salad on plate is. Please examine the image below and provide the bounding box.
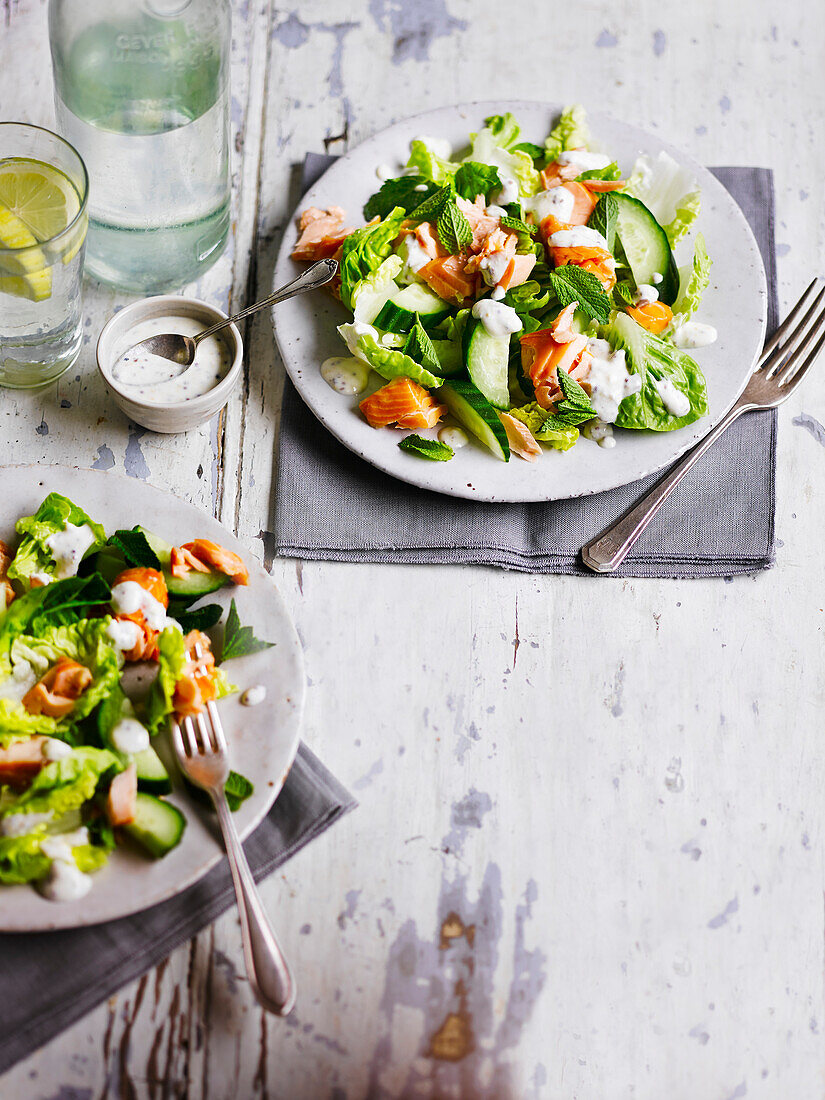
[0,492,270,903]
[290,105,717,464]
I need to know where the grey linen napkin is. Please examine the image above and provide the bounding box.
[0,743,355,1074]
[273,156,777,577]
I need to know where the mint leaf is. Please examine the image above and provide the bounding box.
[578,162,622,182]
[26,573,112,634]
[612,279,635,308]
[108,528,161,571]
[225,770,254,812]
[500,215,536,236]
[453,161,501,202]
[220,599,274,662]
[557,365,595,412]
[588,192,617,251]
[436,200,472,254]
[403,314,442,374]
[512,141,545,164]
[363,175,439,220]
[174,603,223,634]
[398,434,454,461]
[410,183,453,220]
[548,265,612,324]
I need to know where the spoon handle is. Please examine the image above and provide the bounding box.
[193,258,338,346]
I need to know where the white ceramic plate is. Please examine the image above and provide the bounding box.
[0,466,305,931]
[272,101,768,502]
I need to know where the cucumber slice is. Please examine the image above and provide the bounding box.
[430,339,463,377]
[438,380,510,461]
[461,317,511,408]
[613,194,679,305]
[374,283,450,333]
[136,526,229,599]
[131,747,171,795]
[123,792,186,858]
[90,546,127,584]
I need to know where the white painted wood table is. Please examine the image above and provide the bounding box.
[1,1,824,1096]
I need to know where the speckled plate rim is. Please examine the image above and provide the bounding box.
[272,100,768,503]
[0,465,305,932]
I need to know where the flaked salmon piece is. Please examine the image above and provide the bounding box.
[359,376,447,430]
[559,182,599,227]
[107,764,137,826]
[550,244,616,291]
[550,302,581,343]
[0,737,48,786]
[540,161,582,189]
[498,413,542,463]
[179,541,249,586]
[626,300,673,334]
[582,179,627,192]
[456,195,500,250]
[414,221,445,260]
[575,256,617,292]
[122,620,161,663]
[114,568,168,608]
[173,631,218,718]
[170,546,211,578]
[23,657,93,718]
[419,254,475,303]
[291,206,354,262]
[535,354,593,409]
[521,330,591,408]
[498,252,536,291]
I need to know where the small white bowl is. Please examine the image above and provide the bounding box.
[96,295,243,433]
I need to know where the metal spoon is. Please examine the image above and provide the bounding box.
[124,257,338,371]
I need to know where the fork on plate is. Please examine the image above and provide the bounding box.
[172,668,296,1016]
[581,277,825,573]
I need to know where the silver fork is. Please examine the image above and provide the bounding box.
[171,673,296,1016]
[581,277,825,573]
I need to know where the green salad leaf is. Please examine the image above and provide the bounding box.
[499,215,536,237]
[604,312,708,430]
[436,200,472,254]
[4,746,119,820]
[577,162,622,182]
[363,175,439,221]
[356,333,442,389]
[403,315,442,374]
[544,104,591,163]
[221,599,274,663]
[145,626,186,735]
[0,832,50,885]
[626,151,701,245]
[548,265,612,324]
[0,698,59,746]
[398,434,454,461]
[508,404,580,450]
[512,141,545,165]
[107,528,161,571]
[588,192,618,251]
[467,114,540,197]
[174,603,223,634]
[340,207,406,310]
[453,161,501,202]
[409,183,454,220]
[406,139,459,184]
[351,254,403,323]
[672,232,712,319]
[225,770,254,812]
[7,493,106,585]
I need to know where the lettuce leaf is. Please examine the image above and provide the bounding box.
[603,312,708,431]
[352,254,403,323]
[0,576,112,659]
[7,493,106,585]
[507,403,581,450]
[406,138,459,184]
[356,334,442,389]
[0,698,59,746]
[672,232,712,320]
[340,207,407,310]
[544,105,591,163]
[626,151,701,245]
[467,115,540,198]
[3,746,119,820]
[145,626,186,735]
[0,832,50,884]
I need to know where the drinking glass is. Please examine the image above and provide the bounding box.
[0,122,89,389]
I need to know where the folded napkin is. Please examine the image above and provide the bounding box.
[273,157,777,577]
[0,743,355,1074]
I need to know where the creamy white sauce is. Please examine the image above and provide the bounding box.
[0,811,53,837]
[583,419,616,448]
[633,283,660,305]
[338,320,380,363]
[548,225,609,251]
[670,319,718,348]
[494,175,519,205]
[376,163,394,181]
[414,135,452,160]
[398,233,431,281]
[111,717,150,755]
[585,338,642,423]
[556,149,611,172]
[491,286,506,301]
[479,251,510,288]
[45,523,96,579]
[39,827,93,902]
[485,204,508,220]
[240,684,267,707]
[31,571,53,586]
[105,617,143,652]
[110,581,169,632]
[42,737,73,761]
[320,356,370,396]
[654,376,691,417]
[471,299,522,338]
[413,183,428,192]
[438,426,468,450]
[112,316,232,406]
[524,186,575,226]
[0,661,37,703]
[651,272,664,285]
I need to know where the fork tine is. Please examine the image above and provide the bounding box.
[772,300,825,387]
[776,319,825,392]
[206,699,228,753]
[762,283,825,377]
[182,715,200,755]
[171,719,187,760]
[758,277,824,368]
[195,709,216,753]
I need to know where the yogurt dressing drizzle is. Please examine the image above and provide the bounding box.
[112,316,232,405]
[46,523,96,579]
[471,299,522,338]
[110,581,177,632]
[321,357,371,395]
[240,685,267,707]
[39,828,93,902]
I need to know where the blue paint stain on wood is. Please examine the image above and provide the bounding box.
[793,413,825,446]
[708,896,739,929]
[125,427,150,479]
[596,29,618,47]
[369,0,467,64]
[92,444,115,471]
